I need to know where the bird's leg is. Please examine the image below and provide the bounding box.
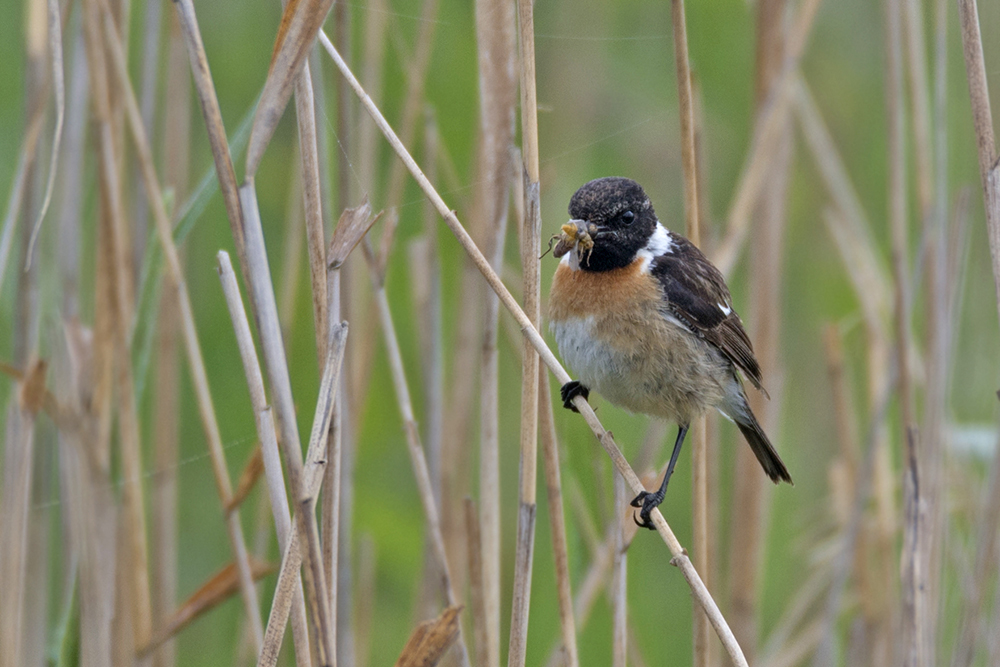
[631,423,689,529]
[560,380,590,412]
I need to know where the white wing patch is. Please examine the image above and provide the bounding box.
[637,222,674,272]
[718,302,732,316]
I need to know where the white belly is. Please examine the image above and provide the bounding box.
[550,315,732,423]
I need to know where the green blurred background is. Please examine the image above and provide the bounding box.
[2,0,1000,664]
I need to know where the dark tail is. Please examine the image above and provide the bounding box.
[736,409,792,485]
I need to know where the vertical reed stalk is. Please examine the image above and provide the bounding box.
[508,0,542,661]
[538,374,579,667]
[150,14,190,667]
[612,471,627,667]
[473,0,517,657]
[670,0,709,663]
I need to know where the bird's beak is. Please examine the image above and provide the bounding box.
[553,219,596,258]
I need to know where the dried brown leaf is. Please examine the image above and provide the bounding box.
[142,557,275,654]
[246,0,336,176]
[327,199,379,270]
[395,606,463,667]
[18,358,48,414]
[226,444,264,513]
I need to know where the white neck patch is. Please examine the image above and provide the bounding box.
[636,222,674,271]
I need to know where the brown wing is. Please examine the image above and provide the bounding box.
[649,236,767,395]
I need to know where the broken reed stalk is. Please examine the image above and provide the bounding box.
[538,374,580,667]
[508,0,543,663]
[319,31,749,667]
[668,1,710,664]
[240,183,336,666]
[360,241,472,667]
[255,319,347,667]
[217,251,312,667]
[97,4,267,651]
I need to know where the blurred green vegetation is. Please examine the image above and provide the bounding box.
[3,0,1000,664]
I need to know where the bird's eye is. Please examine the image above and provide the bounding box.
[622,210,635,225]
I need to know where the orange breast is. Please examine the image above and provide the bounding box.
[548,259,663,323]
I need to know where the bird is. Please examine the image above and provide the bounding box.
[548,176,792,529]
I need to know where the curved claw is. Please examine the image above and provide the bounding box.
[630,490,663,531]
[560,380,590,412]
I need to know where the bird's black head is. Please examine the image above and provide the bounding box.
[567,177,657,272]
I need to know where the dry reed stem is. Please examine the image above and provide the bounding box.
[82,0,154,654]
[612,471,627,667]
[0,407,36,667]
[509,0,543,661]
[921,0,950,650]
[478,197,506,667]
[293,60,329,366]
[240,183,337,665]
[473,0,516,655]
[24,0,65,267]
[98,8,266,652]
[254,317,348,667]
[885,0,924,663]
[669,0,709,662]
[215,340,311,665]
[324,266,343,662]
[245,0,335,177]
[956,1,1000,409]
[465,498,490,667]
[359,241,472,667]
[320,33,748,666]
[409,112,445,621]
[728,2,792,659]
[538,374,580,667]
[171,0,248,269]
[713,0,822,276]
[150,20,189,665]
[902,0,933,220]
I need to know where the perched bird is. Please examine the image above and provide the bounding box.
[548,177,792,529]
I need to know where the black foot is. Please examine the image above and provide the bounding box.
[560,381,590,412]
[630,490,665,530]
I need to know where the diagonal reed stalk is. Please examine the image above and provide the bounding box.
[319,30,749,667]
